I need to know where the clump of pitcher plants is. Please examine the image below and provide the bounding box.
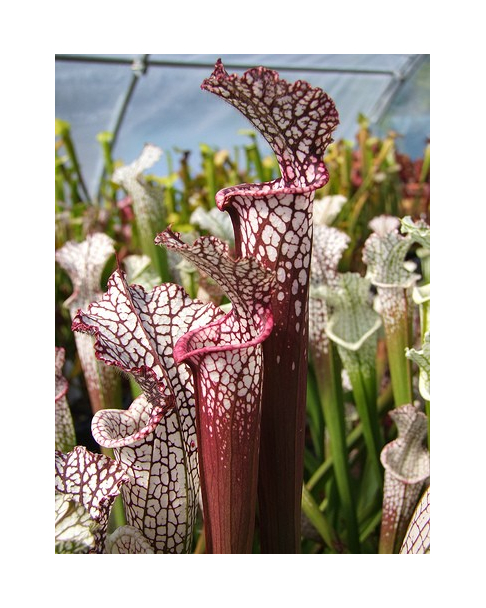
[55,59,430,553]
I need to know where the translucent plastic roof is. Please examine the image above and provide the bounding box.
[55,54,430,199]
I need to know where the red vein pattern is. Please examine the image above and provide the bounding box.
[106,525,155,554]
[56,233,121,413]
[157,230,276,553]
[55,347,76,453]
[55,446,129,553]
[156,231,275,346]
[72,269,223,552]
[92,394,189,553]
[202,59,338,189]
[379,404,430,553]
[399,486,430,554]
[55,492,97,553]
[201,60,339,552]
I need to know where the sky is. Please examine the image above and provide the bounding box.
[55,54,430,198]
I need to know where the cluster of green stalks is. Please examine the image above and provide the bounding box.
[55,116,430,553]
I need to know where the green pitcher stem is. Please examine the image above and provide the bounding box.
[306,364,325,463]
[108,493,127,533]
[420,298,430,341]
[381,289,414,407]
[312,344,361,553]
[201,145,217,207]
[345,356,383,486]
[386,328,413,406]
[307,383,393,491]
[140,217,171,282]
[60,126,91,203]
[244,134,266,182]
[301,484,335,549]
